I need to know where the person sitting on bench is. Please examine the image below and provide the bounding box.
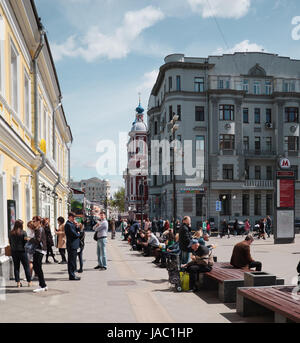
[182,239,214,292]
[230,235,262,271]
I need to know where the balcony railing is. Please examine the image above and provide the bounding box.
[244,180,274,189]
[243,149,276,157]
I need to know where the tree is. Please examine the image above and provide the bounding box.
[71,200,83,214]
[110,187,125,213]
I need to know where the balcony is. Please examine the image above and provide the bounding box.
[244,180,274,189]
[243,150,277,159]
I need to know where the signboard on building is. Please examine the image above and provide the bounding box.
[274,162,295,244]
[216,201,222,212]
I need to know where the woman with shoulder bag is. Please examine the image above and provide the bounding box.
[9,220,32,288]
[55,217,67,264]
[25,221,36,280]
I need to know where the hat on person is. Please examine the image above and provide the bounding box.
[188,239,199,248]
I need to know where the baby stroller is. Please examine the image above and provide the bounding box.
[166,253,182,292]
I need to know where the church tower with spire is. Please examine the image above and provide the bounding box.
[123,99,149,221]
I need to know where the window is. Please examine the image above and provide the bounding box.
[254,194,261,216]
[255,137,261,152]
[177,105,181,121]
[242,194,250,216]
[195,106,205,121]
[254,81,261,95]
[266,137,272,152]
[169,106,173,122]
[285,107,299,123]
[225,79,230,89]
[255,166,261,180]
[223,164,234,180]
[194,77,204,92]
[11,41,19,113]
[176,75,181,91]
[243,108,249,123]
[196,194,204,216]
[219,194,231,216]
[283,80,295,92]
[0,16,4,95]
[245,162,249,180]
[154,121,158,135]
[284,136,299,151]
[243,79,249,93]
[24,71,30,129]
[38,97,42,140]
[266,166,272,180]
[168,76,172,91]
[291,165,298,180]
[255,108,261,124]
[220,134,235,150]
[219,105,234,121]
[243,136,249,151]
[266,108,272,123]
[196,135,205,151]
[218,79,224,89]
[266,194,273,215]
[265,81,272,95]
[183,197,193,212]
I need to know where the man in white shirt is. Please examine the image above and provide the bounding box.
[140,229,160,260]
[93,212,108,270]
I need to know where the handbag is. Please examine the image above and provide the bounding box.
[180,271,190,292]
[5,245,11,257]
[93,231,98,241]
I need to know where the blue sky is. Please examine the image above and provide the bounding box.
[35,0,300,194]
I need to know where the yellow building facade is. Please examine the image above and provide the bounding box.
[0,0,72,278]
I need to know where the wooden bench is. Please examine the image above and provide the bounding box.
[197,262,250,303]
[237,285,300,323]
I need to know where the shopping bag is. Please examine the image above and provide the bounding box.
[180,271,190,291]
[5,246,11,257]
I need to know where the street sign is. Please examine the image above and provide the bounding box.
[216,201,222,212]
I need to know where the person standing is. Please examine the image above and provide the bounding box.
[9,220,32,288]
[233,219,238,236]
[26,221,35,280]
[220,219,229,238]
[179,216,192,265]
[258,218,266,240]
[55,217,67,264]
[206,220,211,237]
[43,218,58,264]
[230,235,262,271]
[31,216,48,292]
[266,216,272,238]
[151,217,158,236]
[244,219,251,235]
[110,218,116,240]
[64,212,81,280]
[93,212,109,270]
[77,223,85,273]
[202,219,207,235]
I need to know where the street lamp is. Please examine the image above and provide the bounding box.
[170,113,179,229]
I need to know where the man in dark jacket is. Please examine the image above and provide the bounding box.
[151,218,158,235]
[64,212,81,280]
[230,235,262,271]
[179,216,192,265]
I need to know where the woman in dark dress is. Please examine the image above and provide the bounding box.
[9,220,32,288]
[43,218,58,263]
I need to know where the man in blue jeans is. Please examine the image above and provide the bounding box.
[93,212,108,270]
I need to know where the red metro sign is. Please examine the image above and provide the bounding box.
[279,158,291,169]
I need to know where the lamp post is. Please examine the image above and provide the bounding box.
[170,113,179,229]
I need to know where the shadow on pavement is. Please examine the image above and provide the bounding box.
[194,290,225,305]
[0,288,34,294]
[142,279,169,284]
[219,312,273,323]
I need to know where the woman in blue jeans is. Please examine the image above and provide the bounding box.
[9,220,32,288]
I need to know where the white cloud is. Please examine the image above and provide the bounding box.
[51,6,165,62]
[187,0,251,19]
[137,69,159,93]
[214,40,265,55]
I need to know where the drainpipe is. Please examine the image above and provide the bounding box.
[205,58,210,222]
[33,25,46,216]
